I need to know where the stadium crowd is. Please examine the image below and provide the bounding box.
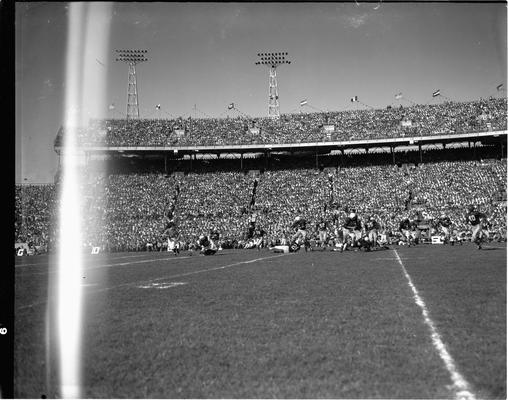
[63,98,507,148]
[15,185,57,253]
[15,158,507,253]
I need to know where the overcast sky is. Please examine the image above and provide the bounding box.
[15,2,507,183]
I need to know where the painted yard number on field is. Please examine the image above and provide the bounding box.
[0,328,7,335]
[137,282,187,290]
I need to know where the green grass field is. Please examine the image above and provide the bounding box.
[14,243,506,398]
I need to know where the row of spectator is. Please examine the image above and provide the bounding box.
[53,97,507,148]
[15,185,56,251]
[15,159,507,252]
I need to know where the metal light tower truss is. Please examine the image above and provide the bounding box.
[115,49,148,119]
[255,52,291,119]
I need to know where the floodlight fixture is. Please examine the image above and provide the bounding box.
[255,51,291,118]
[115,49,149,119]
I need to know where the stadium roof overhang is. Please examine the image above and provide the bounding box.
[55,130,507,156]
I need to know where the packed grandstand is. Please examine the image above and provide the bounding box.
[17,97,507,254]
[53,97,508,147]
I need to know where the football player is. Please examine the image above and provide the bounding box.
[247,212,257,239]
[167,236,180,255]
[209,227,222,251]
[365,215,381,249]
[316,216,329,248]
[198,234,217,255]
[162,209,179,255]
[399,217,416,246]
[466,205,488,249]
[252,225,266,250]
[437,213,452,244]
[291,215,309,251]
[342,210,363,250]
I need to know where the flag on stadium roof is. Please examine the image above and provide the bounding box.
[155,104,161,110]
[395,93,403,100]
[497,84,504,91]
[350,96,358,102]
[300,99,308,106]
[108,103,115,110]
[228,103,235,110]
[432,89,441,97]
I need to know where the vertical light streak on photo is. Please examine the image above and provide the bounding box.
[57,3,112,398]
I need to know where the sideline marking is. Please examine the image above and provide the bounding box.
[393,249,476,400]
[16,254,287,310]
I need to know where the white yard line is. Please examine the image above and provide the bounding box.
[91,253,287,293]
[85,256,191,271]
[393,249,476,400]
[16,254,287,310]
[373,256,427,261]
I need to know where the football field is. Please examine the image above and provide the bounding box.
[15,244,506,398]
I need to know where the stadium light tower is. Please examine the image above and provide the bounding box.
[115,49,148,119]
[255,52,291,119]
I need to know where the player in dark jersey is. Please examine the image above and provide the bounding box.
[164,199,176,220]
[437,214,452,244]
[342,211,363,250]
[466,205,488,249]
[364,216,381,249]
[399,217,416,246]
[291,216,309,251]
[252,226,266,250]
[198,234,217,255]
[316,217,328,248]
[413,210,431,244]
[331,204,341,225]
